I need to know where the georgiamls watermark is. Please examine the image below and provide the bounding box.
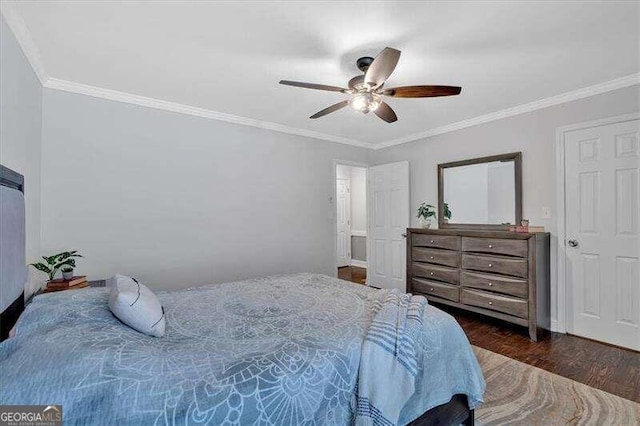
[0,405,62,426]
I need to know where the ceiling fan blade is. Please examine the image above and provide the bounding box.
[381,85,462,98]
[279,80,348,93]
[364,47,401,88]
[310,100,349,119]
[374,102,398,123]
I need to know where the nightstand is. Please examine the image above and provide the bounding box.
[27,280,106,305]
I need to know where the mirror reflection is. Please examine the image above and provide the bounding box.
[443,160,516,225]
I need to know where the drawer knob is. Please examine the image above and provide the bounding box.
[488,282,493,286]
[430,240,434,243]
[430,256,434,260]
[430,272,434,276]
[430,288,434,291]
[488,301,493,305]
[488,244,493,248]
[488,263,493,268]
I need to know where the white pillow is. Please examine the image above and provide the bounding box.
[108,274,165,337]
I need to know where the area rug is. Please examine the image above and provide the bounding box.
[473,346,640,425]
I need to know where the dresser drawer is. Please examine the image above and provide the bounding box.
[412,278,459,302]
[461,288,528,319]
[412,234,460,251]
[412,247,460,268]
[461,271,528,298]
[462,237,528,258]
[462,254,528,278]
[412,262,459,284]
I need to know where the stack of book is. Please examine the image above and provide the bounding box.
[44,276,89,293]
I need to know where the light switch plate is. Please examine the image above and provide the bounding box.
[541,207,552,219]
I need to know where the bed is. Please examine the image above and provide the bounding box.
[0,166,484,425]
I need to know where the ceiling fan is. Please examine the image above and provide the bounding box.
[279,47,461,123]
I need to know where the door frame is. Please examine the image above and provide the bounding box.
[554,111,640,334]
[332,160,369,282]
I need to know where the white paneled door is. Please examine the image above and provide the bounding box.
[368,161,409,291]
[565,118,640,350]
[336,178,351,268]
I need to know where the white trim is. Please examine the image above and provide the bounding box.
[1,3,49,84]
[351,230,367,238]
[44,78,374,149]
[350,259,367,269]
[44,74,639,151]
[554,111,640,335]
[375,74,640,149]
[554,127,567,334]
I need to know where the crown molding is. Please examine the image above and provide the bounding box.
[374,73,640,149]
[44,78,374,149]
[1,2,48,84]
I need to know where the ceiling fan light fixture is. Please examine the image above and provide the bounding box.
[350,92,381,113]
[279,47,462,123]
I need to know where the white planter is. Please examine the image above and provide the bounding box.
[62,270,74,280]
[419,218,432,229]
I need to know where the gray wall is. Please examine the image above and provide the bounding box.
[351,235,366,262]
[0,16,43,296]
[371,85,640,326]
[40,89,371,290]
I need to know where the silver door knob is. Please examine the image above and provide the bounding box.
[401,233,407,238]
[568,239,579,248]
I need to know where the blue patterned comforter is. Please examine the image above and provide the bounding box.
[0,274,484,425]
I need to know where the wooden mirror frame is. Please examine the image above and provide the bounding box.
[438,152,522,230]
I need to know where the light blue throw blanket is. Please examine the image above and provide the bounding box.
[0,274,484,425]
[356,291,428,425]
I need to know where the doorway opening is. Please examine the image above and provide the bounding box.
[335,163,368,285]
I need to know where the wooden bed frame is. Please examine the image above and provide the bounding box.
[410,394,474,426]
[0,163,473,425]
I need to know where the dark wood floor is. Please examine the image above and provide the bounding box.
[337,265,366,285]
[337,267,640,403]
[444,304,640,403]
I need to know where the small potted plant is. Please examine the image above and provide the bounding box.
[417,203,436,228]
[61,266,74,280]
[443,203,452,223]
[30,251,83,282]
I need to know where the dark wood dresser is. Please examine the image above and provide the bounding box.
[406,228,550,341]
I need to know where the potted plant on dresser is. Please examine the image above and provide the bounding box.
[417,203,437,228]
[443,202,452,223]
[30,251,88,292]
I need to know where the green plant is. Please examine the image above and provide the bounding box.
[443,203,452,220]
[417,203,437,220]
[30,251,83,281]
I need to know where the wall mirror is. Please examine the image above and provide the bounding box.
[438,152,522,230]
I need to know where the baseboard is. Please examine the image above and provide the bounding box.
[350,259,367,269]
[550,319,565,333]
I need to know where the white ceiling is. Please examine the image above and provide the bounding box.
[4,1,639,147]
